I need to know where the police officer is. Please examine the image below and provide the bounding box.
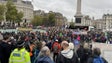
[9,40,31,63]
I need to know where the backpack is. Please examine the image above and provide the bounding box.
[52,42,60,53]
[93,57,104,63]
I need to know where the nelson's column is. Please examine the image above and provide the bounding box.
[75,0,83,24]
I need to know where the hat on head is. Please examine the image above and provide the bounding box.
[17,40,25,47]
[55,39,58,42]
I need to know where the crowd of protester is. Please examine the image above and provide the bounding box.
[88,31,112,43]
[0,27,109,63]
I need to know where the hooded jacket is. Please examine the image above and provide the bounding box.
[56,49,79,63]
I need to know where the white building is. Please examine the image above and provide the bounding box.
[103,14,112,31]
[92,19,105,30]
[82,15,92,26]
[90,14,112,31]
[0,0,34,22]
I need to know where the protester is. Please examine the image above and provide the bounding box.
[73,35,80,52]
[87,48,108,63]
[35,46,54,63]
[0,35,12,63]
[83,43,92,63]
[32,41,42,63]
[0,27,110,63]
[30,41,37,63]
[42,41,46,47]
[77,44,84,63]
[0,37,4,63]
[52,39,61,62]
[46,39,53,50]
[69,42,74,51]
[56,41,79,63]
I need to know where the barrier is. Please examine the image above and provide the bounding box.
[0,29,46,33]
[0,29,18,33]
[92,42,112,63]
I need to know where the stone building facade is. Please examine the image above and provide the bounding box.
[92,19,105,30]
[103,14,112,31]
[0,0,34,22]
[55,12,67,27]
[91,14,112,31]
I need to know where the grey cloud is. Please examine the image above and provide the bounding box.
[32,0,112,20]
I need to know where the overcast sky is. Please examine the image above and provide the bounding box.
[29,0,112,21]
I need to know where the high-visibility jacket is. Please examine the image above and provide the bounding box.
[9,48,31,63]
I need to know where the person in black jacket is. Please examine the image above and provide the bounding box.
[77,43,92,63]
[77,44,84,63]
[56,41,79,63]
[0,35,12,63]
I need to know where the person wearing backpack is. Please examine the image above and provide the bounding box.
[56,41,79,63]
[87,48,108,63]
[52,39,61,62]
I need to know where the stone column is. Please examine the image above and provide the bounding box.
[76,0,82,16]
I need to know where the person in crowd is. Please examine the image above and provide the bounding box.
[0,35,12,63]
[73,35,80,52]
[77,35,81,41]
[77,44,84,63]
[9,40,31,63]
[69,42,75,51]
[0,34,4,63]
[56,41,79,63]
[42,41,46,47]
[0,32,3,55]
[0,27,110,63]
[35,46,54,63]
[52,39,61,62]
[77,43,92,63]
[32,41,42,63]
[87,48,108,63]
[46,39,53,50]
[30,41,37,63]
